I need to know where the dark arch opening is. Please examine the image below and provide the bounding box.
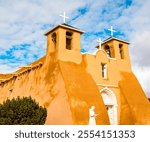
[51,32,57,48]
[105,45,111,57]
[66,31,73,50]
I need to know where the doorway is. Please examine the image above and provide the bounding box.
[100,87,118,125]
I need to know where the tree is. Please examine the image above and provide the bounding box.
[0,96,47,125]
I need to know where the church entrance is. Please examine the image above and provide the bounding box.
[105,105,115,124]
[100,88,118,125]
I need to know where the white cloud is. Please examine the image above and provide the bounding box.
[0,0,150,97]
[0,64,17,73]
[133,66,150,98]
[103,0,150,97]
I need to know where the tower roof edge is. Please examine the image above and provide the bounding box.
[102,37,130,45]
[44,24,84,36]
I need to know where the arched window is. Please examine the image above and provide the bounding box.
[100,88,118,125]
[66,31,72,50]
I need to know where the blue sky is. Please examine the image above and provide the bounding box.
[0,0,150,97]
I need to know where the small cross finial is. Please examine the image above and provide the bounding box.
[59,11,69,23]
[97,38,103,49]
[108,26,116,37]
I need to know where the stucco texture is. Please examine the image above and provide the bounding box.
[119,72,150,124]
[0,24,150,125]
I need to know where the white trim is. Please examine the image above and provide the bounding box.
[81,52,96,55]
[19,65,32,68]
[0,79,6,81]
[45,24,84,35]
[82,49,109,56]
[82,49,118,61]
[100,87,118,125]
[108,57,117,61]
[97,83,118,88]
[60,24,84,33]
[102,37,130,44]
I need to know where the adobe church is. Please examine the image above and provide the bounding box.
[0,16,150,124]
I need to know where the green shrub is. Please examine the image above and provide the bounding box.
[0,96,47,125]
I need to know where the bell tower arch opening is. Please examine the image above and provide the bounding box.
[119,44,124,59]
[66,31,73,50]
[51,32,57,49]
[104,44,115,58]
[44,24,84,63]
[100,87,118,125]
[104,45,111,57]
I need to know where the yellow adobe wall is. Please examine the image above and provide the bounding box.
[0,53,74,124]
[0,52,110,124]
[119,72,150,124]
[101,39,132,72]
[46,27,82,64]
[0,24,149,124]
[83,45,139,124]
[59,61,110,124]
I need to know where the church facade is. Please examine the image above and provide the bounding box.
[0,23,150,125]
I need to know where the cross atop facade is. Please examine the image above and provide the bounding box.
[59,11,69,23]
[97,38,103,49]
[108,26,116,37]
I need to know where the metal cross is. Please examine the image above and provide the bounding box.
[108,26,116,37]
[97,38,103,49]
[59,11,69,23]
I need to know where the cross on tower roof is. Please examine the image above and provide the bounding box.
[59,11,69,23]
[108,26,116,37]
[97,38,103,49]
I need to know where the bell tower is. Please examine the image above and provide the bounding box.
[101,37,131,72]
[45,24,84,64]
